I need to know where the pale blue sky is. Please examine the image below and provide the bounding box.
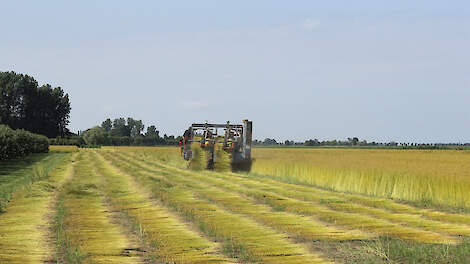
[1,1,469,142]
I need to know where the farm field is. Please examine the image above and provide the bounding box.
[252,148,470,211]
[0,146,470,263]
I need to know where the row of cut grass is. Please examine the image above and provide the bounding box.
[304,189,470,226]
[98,150,329,264]
[124,146,470,223]
[244,171,470,226]
[197,170,470,239]
[0,153,75,263]
[136,150,470,239]
[243,174,470,233]
[100,151,371,242]
[107,147,470,262]
[113,147,470,211]
[115,151,457,245]
[89,151,232,263]
[59,151,143,263]
[0,153,66,212]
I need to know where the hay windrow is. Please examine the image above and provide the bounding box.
[113,151,458,245]
[0,153,74,263]
[59,151,143,263]
[108,152,371,242]
[186,169,470,240]
[92,151,232,264]
[5,146,468,263]
[100,150,329,264]
[0,153,65,213]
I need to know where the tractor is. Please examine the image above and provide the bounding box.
[181,120,253,172]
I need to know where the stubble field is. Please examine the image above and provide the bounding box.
[0,146,469,263]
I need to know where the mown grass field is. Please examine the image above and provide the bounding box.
[0,146,470,263]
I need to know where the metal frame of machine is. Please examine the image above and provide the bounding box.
[181,119,253,171]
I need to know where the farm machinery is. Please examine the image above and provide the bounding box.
[181,120,253,172]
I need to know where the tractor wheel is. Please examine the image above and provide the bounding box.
[231,159,253,172]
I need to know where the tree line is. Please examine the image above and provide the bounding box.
[0,71,179,147]
[254,137,470,149]
[80,117,181,146]
[254,137,369,146]
[2,72,466,150]
[0,71,71,138]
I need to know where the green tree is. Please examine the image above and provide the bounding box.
[101,118,112,132]
[128,118,144,137]
[145,125,159,137]
[352,137,359,145]
[111,118,128,137]
[82,126,108,145]
[263,138,277,145]
[0,71,71,137]
[347,137,359,146]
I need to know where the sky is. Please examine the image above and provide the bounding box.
[1,1,469,143]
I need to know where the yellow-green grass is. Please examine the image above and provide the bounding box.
[214,146,232,172]
[188,143,207,171]
[189,166,470,228]
[116,147,470,227]
[158,171,371,242]
[205,172,470,239]
[345,195,470,226]
[103,146,187,169]
[114,151,457,245]
[49,145,79,153]
[0,153,66,212]
[252,148,470,210]
[99,151,329,264]
[60,151,143,263]
[103,151,370,242]
[234,174,470,233]
[0,152,75,263]
[90,151,232,263]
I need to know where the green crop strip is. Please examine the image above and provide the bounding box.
[114,150,458,245]
[89,151,232,263]
[59,151,143,263]
[0,153,74,263]
[98,151,329,264]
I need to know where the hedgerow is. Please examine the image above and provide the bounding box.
[0,125,49,160]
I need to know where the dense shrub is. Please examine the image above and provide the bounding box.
[0,125,49,160]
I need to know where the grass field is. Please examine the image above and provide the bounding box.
[0,146,470,263]
[252,148,470,211]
